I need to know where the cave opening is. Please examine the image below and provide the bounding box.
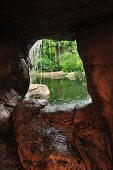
[1,1,113,169]
[27,39,90,107]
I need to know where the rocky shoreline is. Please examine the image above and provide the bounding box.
[31,71,77,80]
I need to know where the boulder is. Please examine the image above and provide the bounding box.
[26,84,50,99]
[0,89,20,107]
[0,89,20,134]
[10,58,30,97]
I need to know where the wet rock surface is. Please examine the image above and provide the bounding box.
[13,99,87,170]
[0,75,113,170]
[0,59,112,170]
[12,100,113,170]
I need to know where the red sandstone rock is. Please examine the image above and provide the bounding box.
[0,1,111,170]
[77,23,113,164]
[1,3,113,169]
[12,99,113,169]
[13,99,48,127]
[13,100,86,170]
[73,104,113,169]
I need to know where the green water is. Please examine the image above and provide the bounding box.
[32,77,90,105]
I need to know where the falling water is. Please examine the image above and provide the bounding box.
[29,40,43,83]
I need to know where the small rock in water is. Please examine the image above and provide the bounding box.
[26,84,50,99]
[65,72,76,80]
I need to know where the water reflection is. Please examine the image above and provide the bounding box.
[31,77,90,105]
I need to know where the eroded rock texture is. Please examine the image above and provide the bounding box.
[12,99,113,170]
[0,38,30,169]
[73,104,113,169]
[1,1,113,169]
[76,20,113,168]
[13,99,87,170]
[1,20,113,169]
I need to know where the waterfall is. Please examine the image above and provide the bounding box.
[28,39,89,105]
[29,40,42,68]
[29,40,43,83]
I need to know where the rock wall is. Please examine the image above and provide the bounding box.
[0,38,30,169]
[76,20,113,168]
[1,13,113,169]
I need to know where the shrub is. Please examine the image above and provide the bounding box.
[59,52,83,72]
[33,55,61,72]
[31,40,84,75]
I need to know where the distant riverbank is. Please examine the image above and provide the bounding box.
[31,71,85,81]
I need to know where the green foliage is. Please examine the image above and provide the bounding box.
[31,39,84,75]
[59,52,83,72]
[35,55,61,72]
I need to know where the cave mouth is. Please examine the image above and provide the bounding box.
[27,39,90,106]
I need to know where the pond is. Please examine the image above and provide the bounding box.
[32,77,90,106]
